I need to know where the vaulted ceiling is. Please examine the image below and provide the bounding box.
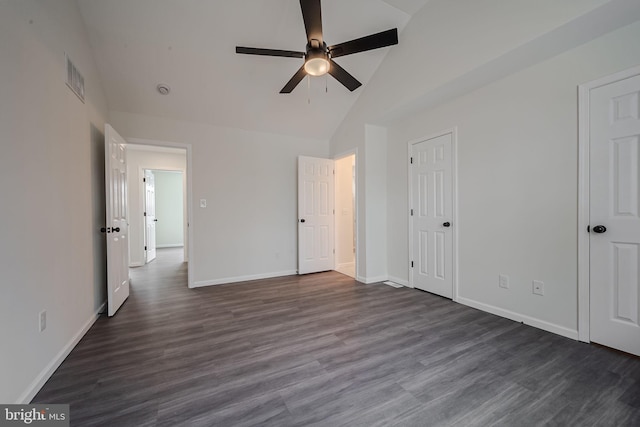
[77,0,430,139]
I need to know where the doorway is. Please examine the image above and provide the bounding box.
[126,143,191,287]
[296,152,358,278]
[335,154,356,278]
[144,170,185,263]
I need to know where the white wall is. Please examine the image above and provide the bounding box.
[0,0,109,403]
[335,155,355,276]
[330,0,623,284]
[154,171,184,248]
[330,0,640,336]
[386,20,640,337]
[110,112,330,286]
[126,147,186,266]
[363,125,388,283]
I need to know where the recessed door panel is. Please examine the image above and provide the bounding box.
[419,230,428,276]
[612,136,639,217]
[612,243,639,325]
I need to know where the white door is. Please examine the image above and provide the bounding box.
[105,124,130,317]
[298,156,335,274]
[410,133,454,298]
[589,73,640,356]
[144,170,157,263]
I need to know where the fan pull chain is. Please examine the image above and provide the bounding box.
[325,74,328,93]
[307,75,311,104]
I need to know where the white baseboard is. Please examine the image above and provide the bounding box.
[129,262,144,268]
[335,262,355,277]
[457,296,579,340]
[358,275,388,284]
[336,262,355,269]
[387,275,410,287]
[191,270,298,288]
[18,301,106,404]
[156,244,184,249]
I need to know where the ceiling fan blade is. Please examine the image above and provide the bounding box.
[236,46,305,58]
[328,28,398,59]
[280,66,308,93]
[328,59,361,92]
[300,0,323,43]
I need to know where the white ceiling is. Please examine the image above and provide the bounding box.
[76,0,430,140]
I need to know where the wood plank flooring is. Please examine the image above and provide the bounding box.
[33,248,640,426]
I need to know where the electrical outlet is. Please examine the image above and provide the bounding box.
[532,280,544,296]
[499,274,509,289]
[199,199,207,208]
[39,310,47,332]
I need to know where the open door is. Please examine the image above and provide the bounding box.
[298,156,335,274]
[588,72,640,356]
[105,124,130,316]
[144,170,157,263]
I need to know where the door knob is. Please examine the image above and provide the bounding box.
[592,225,606,233]
[153,219,158,222]
[112,227,121,233]
[100,227,108,233]
[443,222,451,227]
[300,219,306,223]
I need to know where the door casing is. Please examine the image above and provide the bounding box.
[128,138,195,288]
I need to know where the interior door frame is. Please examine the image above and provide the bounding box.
[577,64,640,343]
[334,148,359,279]
[128,137,195,288]
[407,127,459,301]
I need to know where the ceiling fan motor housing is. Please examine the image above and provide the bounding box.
[304,40,329,76]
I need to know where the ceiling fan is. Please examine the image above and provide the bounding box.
[236,0,399,93]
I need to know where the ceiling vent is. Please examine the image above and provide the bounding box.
[65,53,85,103]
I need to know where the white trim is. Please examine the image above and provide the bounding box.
[335,262,355,277]
[359,275,388,284]
[193,270,298,288]
[577,84,591,343]
[457,297,579,340]
[333,148,359,280]
[156,244,185,249]
[129,261,144,268]
[407,128,459,300]
[18,302,106,403]
[577,65,640,343]
[387,275,410,287]
[126,137,195,288]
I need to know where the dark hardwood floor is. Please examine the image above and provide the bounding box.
[33,248,640,426]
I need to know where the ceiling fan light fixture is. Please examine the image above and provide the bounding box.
[304,51,329,76]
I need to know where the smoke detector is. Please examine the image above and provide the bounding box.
[156,83,170,95]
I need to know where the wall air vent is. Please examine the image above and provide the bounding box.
[65,53,85,103]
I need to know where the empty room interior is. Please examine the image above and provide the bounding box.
[2,0,640,425]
